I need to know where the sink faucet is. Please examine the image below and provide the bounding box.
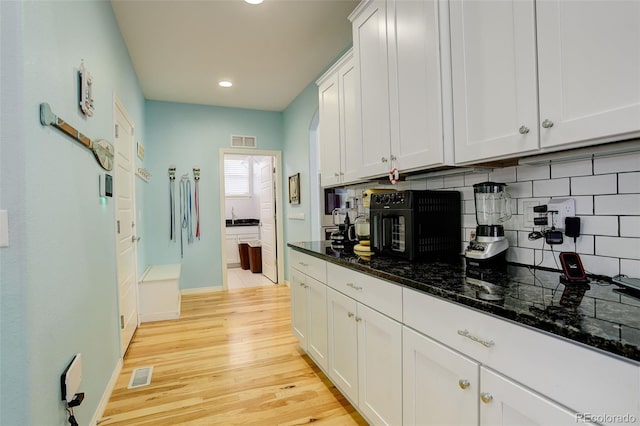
[231,206,237,225]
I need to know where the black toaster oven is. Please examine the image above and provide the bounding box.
[370,190,461,260]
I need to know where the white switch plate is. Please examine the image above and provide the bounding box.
[288,212,305,220]
[0,210,8,247]
[523,201,540,228]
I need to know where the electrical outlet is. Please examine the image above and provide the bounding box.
[547,198,575,231]
[523,201,540,228]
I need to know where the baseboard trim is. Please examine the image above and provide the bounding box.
[91,357,122,426]
[181,286,223,295]
[283,279,290,287]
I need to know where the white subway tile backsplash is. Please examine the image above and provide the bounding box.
[462,214,477,228]
[579,215,619,236]
[533,178,570,197]
[621,259,640,277]
[463,200,475,215]
[551,159,592,179]
[464,172,490,186]
[571,174,617,196]
[409,180,428,190]
[580,254,620,277]
[595,194,640,215]
[505,230,518,247]
[594,152,640,174]
[576,235,595,255]
[457,187,474,200]
[443,175,465,188]
[506,247,535,264]
[506,181,532,198]
[426,177,444,189]
[573,196,594,215]
[619,172,640,194]
[621,216,640,238]
[503,214,523,231]
[595,236,640,260]
[517,164,550,181]
[489,166,517,183]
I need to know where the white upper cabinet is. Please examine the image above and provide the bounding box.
[451,0,640,164]
[388,0,453,172]
[350,0,392,178]
[350,0,453,179]
[317,49,361,187]
[536,0,640,149]
[450,0,540,163]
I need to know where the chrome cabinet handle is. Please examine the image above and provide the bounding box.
[457,329,495,348]
[518,125,529,134]
[542,119,554,128]
[355,316,362,322]
[458,379,470,390]
[346,283,363,291]
[298,262,308,267]
[381,157,388,163]
[334,172,340,177]
[480,392,493,404]
[390,154,397,161]
[348,312,355,318]
[132,235,141,242]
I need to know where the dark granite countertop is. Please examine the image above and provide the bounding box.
[225,219,260,227]
[288,241,640,364]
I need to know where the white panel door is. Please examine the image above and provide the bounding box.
[339,56,361,184]
[450,0,539,163]
[327,287,359,403]
[259,158,277,283]
[537,0,640,148]
[357,303,402,426]
[290,268,308,348]
[114,100,138,355]
[403,327,478,426]
[480,367,588,425]
[318,73,342,186]
[389,0,445,171]
[352,0,392,178]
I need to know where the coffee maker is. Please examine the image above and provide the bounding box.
[465,182,512,265]
[330,202,357,250]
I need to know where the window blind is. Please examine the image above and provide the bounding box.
[224,155,252,196]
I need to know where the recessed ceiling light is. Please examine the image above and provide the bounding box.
[218,81,233,88]
[245,0,263,4]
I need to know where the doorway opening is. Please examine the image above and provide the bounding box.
[219,149,284,291]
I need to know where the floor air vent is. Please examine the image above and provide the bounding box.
[127,366,153,389]
[231,135,257,148]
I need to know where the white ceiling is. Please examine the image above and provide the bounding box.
[111,0,359,112]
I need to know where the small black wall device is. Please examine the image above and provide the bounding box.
[559,252,587,282]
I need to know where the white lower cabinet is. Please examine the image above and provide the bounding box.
[403,327,478,426]
[290,259,328,372]
[327,287,402,426]
[480,367,584,426]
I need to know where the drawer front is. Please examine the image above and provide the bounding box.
[403,287,640,423]
[327,263,402,321]
[290,250,327,283]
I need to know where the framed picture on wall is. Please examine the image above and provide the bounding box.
[289,173,300,204]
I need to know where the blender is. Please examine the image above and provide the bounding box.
[465,182,512,265]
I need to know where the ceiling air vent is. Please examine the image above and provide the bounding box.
[231,135,257,148]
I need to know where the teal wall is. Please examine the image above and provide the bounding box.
[282,82,319,278]
[1,1,146,424]
[144,101,283,289]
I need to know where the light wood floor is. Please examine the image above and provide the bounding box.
[100,285,367,425]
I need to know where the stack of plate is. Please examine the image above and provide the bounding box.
[354,240,373,260]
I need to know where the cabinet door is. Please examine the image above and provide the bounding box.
[403,327,478,426]
[306,276,328,372]
[290,269,308,349]
[318,73,342,187]
[537,0,640,148]
[480,368,587,425]
[327,288,359,403]
[339,56,362,184]
[357,303,402,426]
[225,235,239,264]
[388,0,445,171]
[352,0,392,178]
[450,0,539,163]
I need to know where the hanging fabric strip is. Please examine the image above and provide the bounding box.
[193,167,201,239]
[179,174,193,258]
[169,166,176,241]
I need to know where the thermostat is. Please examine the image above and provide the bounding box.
[100,173,113,198]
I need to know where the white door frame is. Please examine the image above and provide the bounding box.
[113,94,139,356]
[219,148,284,289]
